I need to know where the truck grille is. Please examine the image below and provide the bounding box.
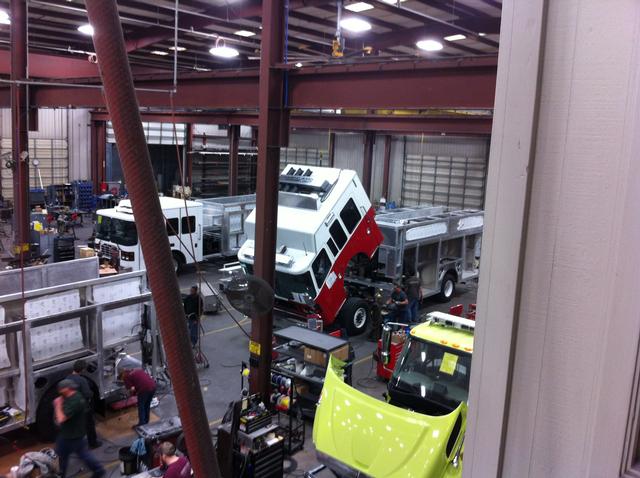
[99,242,112,259]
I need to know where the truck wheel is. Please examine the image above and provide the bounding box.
[35,387,58,442]
[339,298,370,336]
[438,273,456,302]
[172,253,184,274]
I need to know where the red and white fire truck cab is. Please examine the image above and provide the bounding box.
[238,165,383,334]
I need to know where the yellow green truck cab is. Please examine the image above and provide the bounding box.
[313,312,473,477]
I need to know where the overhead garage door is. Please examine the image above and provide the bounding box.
[0,138,69,201]
[401,137,489,209]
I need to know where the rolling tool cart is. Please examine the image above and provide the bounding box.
[217,394,285,478]
[271,326,352,419]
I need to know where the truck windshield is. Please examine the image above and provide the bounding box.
[390,338,471,415]
[275,271,316,302]
[96,215,138,247]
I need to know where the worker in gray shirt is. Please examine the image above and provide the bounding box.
[66,360,101,449]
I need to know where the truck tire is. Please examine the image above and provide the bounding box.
[339,298,370,336]
[172,252,184,274]
[438,273,456,302]
[35,387,58,442]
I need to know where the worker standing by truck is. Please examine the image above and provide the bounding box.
[183,285,203,348]
[53,380,105,478]
[405,272,423,323]
[386,283,409,322]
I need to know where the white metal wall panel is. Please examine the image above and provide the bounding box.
[107,121,185,145]
[388,138,405,205]
[289,130,332,150]
[333,132,364,177]
[370,134,385,201]
[0,138,69,200]
[67,109,91,180]
[0,109,9,138]
[401,136,488,208]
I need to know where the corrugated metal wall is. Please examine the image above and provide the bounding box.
[0,108,92,199]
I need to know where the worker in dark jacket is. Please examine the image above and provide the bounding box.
[183,285,203,347]
[66,359,101,449]
[53,379,105,478]
[386,283,409,322]
[122,368,157,426]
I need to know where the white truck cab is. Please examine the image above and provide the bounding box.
[95,196,203,272]
[238,164,384,334]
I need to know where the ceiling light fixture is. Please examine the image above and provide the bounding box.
[416,39,444,51]
[168,45,186,51]
[295,62,303,68]
[209,38,239,58]
[77,24,94,36]
[339,17,372,33]
[380,0,406,4]
[345,2,374,12]
[444,34,466,41]
[234,30,255,37]
[151,50,169,56]
[478,32,487,37]
[0,9,10,25]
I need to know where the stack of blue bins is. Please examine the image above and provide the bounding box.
[73,181,95,211]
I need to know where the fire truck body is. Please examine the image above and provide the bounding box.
[238,165,484,335]
[238,165,383,333]
[369,206,484,301]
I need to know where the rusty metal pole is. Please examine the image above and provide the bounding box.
[362,131,375,198]
[10,0,30,259]
[382,134,392,199]
[251,0,288,400]
[84,2,220,476]
[228,124,240,196]
[328,131,336,168]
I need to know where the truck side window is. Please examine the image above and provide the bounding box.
[182,216,196,234]
[166,218,179,236]
[329,221,347,249]
[312,249,331,288]
[340,198,362,233]
[327,238,339,256]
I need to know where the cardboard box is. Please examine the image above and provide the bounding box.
[77,246,95,258]
[304,346,326,366]
[303,344,350,366]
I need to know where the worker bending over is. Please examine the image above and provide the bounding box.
[386,282,409,322]
[122,368,157,427]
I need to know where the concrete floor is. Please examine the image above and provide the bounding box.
[0,220,478,477]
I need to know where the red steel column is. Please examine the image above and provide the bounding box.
[184,123,193,187]
[362,131,375,197]
[84,2,220,476]
[251,0,289,400]
[328,131,336,167]
[228,124,240,196]
[10,0,29,258]
[382,134,392,199]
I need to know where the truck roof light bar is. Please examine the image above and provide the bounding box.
[426,311,475,332]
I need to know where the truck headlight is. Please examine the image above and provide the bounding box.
[121,251,135,261]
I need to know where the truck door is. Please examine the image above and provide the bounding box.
[166,217,180,252]
[180,213,198,265]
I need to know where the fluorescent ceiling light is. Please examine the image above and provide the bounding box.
[234,30,255,37]
[168,45,186,51]
[0,9,10,25]
[444,34,466,41]
[416,39,443,52]
[478,32,487,36]
[77,24,94,36]
[295,62,303,68]
[150,50,169,56]
[380,0,406,4]
[345,2,374,12]
[339,17,372,33]
[209,45,240,58]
